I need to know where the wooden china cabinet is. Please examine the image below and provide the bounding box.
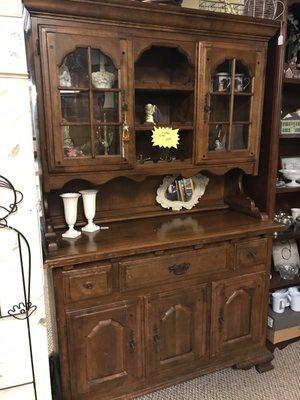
[23,1,283,399]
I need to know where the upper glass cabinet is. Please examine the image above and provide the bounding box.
[196,42,265,166]
[41,30,133,172]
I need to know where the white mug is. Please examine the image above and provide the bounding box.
[275,288,290,305]
[288,286,300,294]
[215,73,231,92]
[291,208,300,221]
[234,74,250,92]
[288,291,300,312]
[272,291,288,313]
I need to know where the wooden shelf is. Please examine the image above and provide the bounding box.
[59,87,121,92]
[208,121,230,125]
[136,158,192,167]
[234,92,253,96]
[210,92,230,96]
[270,271,300,291]
[276,186,300,194]
[283,77,300,85]
[60,122,90,126]
[280,134,300,139]
[59,87,89,91]
[210,92,253,96]
[135,123,193,131]
[208,121,251,125]
[92,88,121,93]
[274,229,300,241]
[135,82,194,91]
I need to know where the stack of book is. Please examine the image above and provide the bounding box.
[166,178,194,202]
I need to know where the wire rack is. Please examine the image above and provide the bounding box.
[0,175,37,399]
[198,0,285,20]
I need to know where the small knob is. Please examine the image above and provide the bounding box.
[84,282,93,290]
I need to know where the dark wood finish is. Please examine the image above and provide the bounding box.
[145,285,209,378]
[283,77,300,85]
[211,272,267,356]
[23,0,279,192]
[196,42,266,168]
[44,210,282,268]
[23,1,284,399]
[66,299,142,398]
[270,271,300,291]
[119,242,230,291]
[62,262,112,302]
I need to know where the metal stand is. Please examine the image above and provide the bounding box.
[0,175,37,399]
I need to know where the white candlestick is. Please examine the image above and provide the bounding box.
[60,193,81,238]
[79,190,100,232]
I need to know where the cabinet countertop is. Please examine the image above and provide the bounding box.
[44,209,283,268]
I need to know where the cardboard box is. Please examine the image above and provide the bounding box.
[267,306,300,344]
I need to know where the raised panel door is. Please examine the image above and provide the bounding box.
[145,284,209,378]
[66,299,142,398]
[211,272,267,356]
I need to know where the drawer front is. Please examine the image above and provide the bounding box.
[236,238,268,269]
[120,243,229,291]
[63,264,113,302]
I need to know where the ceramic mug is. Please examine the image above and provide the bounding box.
[272,291,289,313]
[235,74,250,92]
[291,208,300,221]
[215,73,231,92]
[288,286,300,294]
[288,290,300,312]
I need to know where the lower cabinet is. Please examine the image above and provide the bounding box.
[58,258,270,399]
[145,284,209,378]
[66,299,142,398]
[211,272,267,356]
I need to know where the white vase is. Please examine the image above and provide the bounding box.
[79,190,100,232]
[60,193,81,238]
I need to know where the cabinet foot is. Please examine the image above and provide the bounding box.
[233,348,274,373]
[255,361,274,373]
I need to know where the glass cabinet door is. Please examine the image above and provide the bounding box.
[41,29,133,172]
[196,42,265,165]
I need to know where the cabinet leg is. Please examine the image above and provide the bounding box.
[255,361,274,373]
[234,348,274,373]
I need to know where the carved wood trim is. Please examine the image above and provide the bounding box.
[224,169,268,220]
[43,194,59,254]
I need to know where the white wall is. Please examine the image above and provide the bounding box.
[0,1,52,399]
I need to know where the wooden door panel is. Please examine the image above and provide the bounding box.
[211,272,267,356]
[40,26,134,172]
[160,304,193,362]
[196,41,266,167]
[67,299,142,398]
[146,284,209,377]
[223,289,252,341]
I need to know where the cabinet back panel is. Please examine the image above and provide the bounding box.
[48,174,226,228]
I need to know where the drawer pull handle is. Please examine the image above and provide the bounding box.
[169,262,190,276]
[129,330,136,353]
[84,282,93,290]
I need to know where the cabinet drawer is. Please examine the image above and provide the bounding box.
[63,264,112,303]
[120,244,229,291]
[235,238,268,269]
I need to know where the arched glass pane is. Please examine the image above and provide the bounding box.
[91,49,118,89]
[59,48,89,88]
